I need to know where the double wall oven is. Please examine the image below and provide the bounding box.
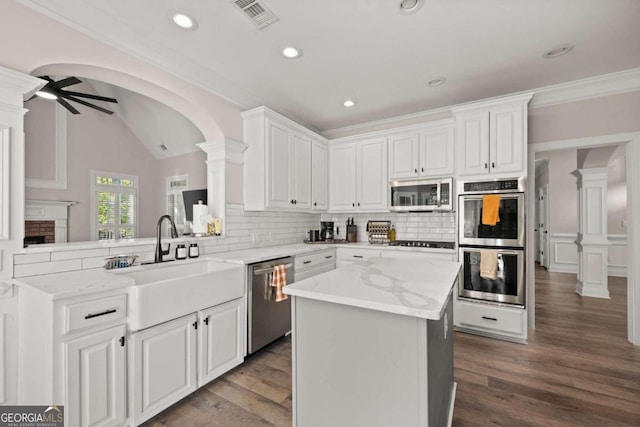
[458,178,526,306]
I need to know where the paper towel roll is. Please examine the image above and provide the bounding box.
[192,203,208,234]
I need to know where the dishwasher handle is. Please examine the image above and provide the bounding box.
[254,263,293,275]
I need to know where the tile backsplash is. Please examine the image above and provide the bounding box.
[14,204,321,278]
[13,204,455,278]
[321,212,456,243]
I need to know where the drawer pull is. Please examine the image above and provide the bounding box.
[84,309,117,320]
[120,336,125,347]
[481,316,498,321]
[353,255,364,259]
[325,255,333,259]
[303,260,312,264]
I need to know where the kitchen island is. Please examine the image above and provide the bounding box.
[284,257,461,427]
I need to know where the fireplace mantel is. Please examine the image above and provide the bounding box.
[25,200,77,243]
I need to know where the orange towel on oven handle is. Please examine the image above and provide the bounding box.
[271,264,288,302]
[482,194,501,226]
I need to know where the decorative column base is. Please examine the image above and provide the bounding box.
[575,241,610,299]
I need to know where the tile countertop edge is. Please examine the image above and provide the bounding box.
[284,258,461,320]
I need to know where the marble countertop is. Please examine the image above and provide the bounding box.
[284,257,461,320]
[14,268,135,300]
[14,242,457,300]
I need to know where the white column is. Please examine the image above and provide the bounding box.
[572,168,610,298]
[197,139,246,235]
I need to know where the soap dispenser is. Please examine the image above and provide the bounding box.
[175,244,187,260]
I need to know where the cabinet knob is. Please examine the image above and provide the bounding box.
[352,202,355,207]
[491,162,495,168]
[193,321,198,330]
[314,202,317,206]
[119,336,125,347]
[484,163,488,169]
[357,202,360,207]
[294,200,297,205]
[290,199,294,204]
[421,167,424,172]
[204,317,209,326]
[414,168,418,173]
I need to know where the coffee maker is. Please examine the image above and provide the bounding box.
[321,221,334,241]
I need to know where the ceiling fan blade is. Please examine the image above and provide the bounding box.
[62,94,114,115]
[61,90,118,103]
[56,97,80,115]
[52,76,82,89]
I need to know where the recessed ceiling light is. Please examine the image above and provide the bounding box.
[172,13,197,30]
[399,0,424,14]
[427,77,446,87]
[343,100,356,108]
[282,47,302,59]
[543,45,573,59]
[35,90,57,100]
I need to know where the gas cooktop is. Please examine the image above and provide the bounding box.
[389,240,456,249]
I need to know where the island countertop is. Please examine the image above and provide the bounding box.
[284,257,461,320]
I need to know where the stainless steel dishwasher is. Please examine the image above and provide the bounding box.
[248,257,294,354]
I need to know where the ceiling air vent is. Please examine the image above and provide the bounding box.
[230,0,279,29]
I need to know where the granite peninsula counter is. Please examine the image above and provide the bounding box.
[284,257,461,427]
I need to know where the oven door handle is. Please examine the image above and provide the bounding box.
[436,181,441,208]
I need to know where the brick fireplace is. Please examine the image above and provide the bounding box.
[24,220,55,244]
[24,200,76,245]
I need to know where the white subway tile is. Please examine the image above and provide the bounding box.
[14,252,51,265]
[14,259,82,278]
[52,248,110,261]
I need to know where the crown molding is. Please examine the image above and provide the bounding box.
[197,138,247,164]
[0,66,45,96]
[323,68,640,139]
[529,68,640,109]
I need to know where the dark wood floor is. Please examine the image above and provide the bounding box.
[144,266,640,426]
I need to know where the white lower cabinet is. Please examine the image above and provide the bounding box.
[130,314,198,426]
[198,298,245,386]
[453,297,527,342]
[130,298,245,426]
[66,325,127,427]
[337,247,457,267]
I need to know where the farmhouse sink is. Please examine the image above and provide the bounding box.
[120,259,245,331]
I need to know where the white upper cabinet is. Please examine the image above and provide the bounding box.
[453,94,532,177]
[420,122,455,177]
[358,138,388,210]
[329,138,387,212]
[312,141,328,210]
[266,119,293,209]
[388,121,455,180]
[329,143,357,211]
[242,107,327,211]
[291,132,312,209]
[388,131,419,179]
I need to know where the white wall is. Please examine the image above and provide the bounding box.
[528,91,640,144]
[24,89,207,241]
[535,149,578,234]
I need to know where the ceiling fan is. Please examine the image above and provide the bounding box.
[29,76,118,115]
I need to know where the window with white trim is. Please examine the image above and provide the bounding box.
[167,174,188,236]
[91,171,138,240]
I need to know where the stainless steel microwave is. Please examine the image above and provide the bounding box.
[388,177,454,212]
